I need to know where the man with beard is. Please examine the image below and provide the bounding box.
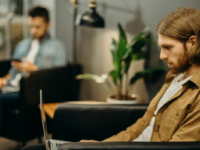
[0,6,66,134]
[81,7,200,142]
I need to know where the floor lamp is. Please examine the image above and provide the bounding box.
[70,0,105,64]
[70,0,104,100]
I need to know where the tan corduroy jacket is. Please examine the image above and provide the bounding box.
[104,69,200,142]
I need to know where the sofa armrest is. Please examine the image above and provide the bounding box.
[57,142,200,150]
[52,103,148,142]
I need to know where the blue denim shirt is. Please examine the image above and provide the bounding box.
[8,35,67,84]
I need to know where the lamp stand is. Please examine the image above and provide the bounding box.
[71,0,79,100]
[71,0,78,64]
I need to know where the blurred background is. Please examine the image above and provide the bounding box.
[1,0,200,103]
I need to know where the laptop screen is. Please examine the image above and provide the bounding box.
[40,90,50,150]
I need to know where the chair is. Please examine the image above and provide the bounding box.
[0,60,82,146]
[22,102,200,150]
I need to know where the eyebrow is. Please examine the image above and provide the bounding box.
[158,44,173,48]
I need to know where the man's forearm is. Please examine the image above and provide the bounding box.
[103,117,148,142]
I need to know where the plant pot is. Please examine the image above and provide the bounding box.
[106,94,140,104]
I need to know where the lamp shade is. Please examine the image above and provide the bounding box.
[76,6,105,28]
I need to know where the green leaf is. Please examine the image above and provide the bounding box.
[76,74,108,83]
[124,55,132,73]
[142,25,152,33]
[111,38,118,52]
[113,38,127,80]
[122,26,152,74]
[110,38,118,63]
[129,67,165,85]
[132,51,149,61]
[122,46,132,60]
[129,25,151,44]
[152,41,157,46]
[76,73,114,92]
[116,38,127,61]
[122,47,132,73]
[131,33,151,53]
[109,70,118,85]
[118,23,127,43]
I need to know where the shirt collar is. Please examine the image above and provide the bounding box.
[31,33,50,43]
[40,33,50,43]
[165,68,200,88]
[189,68,200,88]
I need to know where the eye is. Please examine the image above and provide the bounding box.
[164,46,171,50]
[36,26,40,29]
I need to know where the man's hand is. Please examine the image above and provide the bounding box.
[80,140,99,142]
[0,78,7,87]
[12,58,38,72]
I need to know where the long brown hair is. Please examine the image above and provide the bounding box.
[157,7,200,64]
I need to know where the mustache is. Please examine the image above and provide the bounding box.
[164,60,173,64]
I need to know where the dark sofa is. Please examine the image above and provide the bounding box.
[22,102,200,150]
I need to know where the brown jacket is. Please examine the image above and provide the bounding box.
[104,69,200,142]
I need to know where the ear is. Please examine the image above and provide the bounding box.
[187,36,196,50]
[46,22,50,30]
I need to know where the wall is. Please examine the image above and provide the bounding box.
[56,0,200,102]
[31,0,56,37]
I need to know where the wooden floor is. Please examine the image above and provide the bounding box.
[0,136,45,150]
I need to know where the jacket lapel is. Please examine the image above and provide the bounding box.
[163,83,189,106]
[148,82,172,118]
[151,71,191,112]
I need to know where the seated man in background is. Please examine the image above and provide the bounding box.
[0,6,67,134]
[82,7,200,142]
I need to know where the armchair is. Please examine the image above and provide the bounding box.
[22,102,200,150]
[0,60,82,146]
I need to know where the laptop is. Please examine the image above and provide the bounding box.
[40,90,69,150]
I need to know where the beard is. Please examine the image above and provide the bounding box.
[168,50,191,74]
[32,30,48,40]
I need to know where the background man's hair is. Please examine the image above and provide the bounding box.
[28,6,49,22]
[157,7,200,65]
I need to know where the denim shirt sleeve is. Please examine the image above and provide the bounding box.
[8,39,30,76]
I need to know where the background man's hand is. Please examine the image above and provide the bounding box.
[12,58,38,72]
[0,78,7,87]
[80,140,99,142]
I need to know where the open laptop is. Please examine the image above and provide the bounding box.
[40,90,69,150]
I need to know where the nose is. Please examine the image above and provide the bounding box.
[160,49,168,60]
[31,27,37,35]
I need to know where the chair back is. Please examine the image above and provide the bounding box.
[0,60,12,77]
[20,64,82,105]
[52,103,148,141]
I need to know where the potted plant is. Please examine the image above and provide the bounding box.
[76,23,164,104]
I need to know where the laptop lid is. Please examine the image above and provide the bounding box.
[40,90,50,150]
